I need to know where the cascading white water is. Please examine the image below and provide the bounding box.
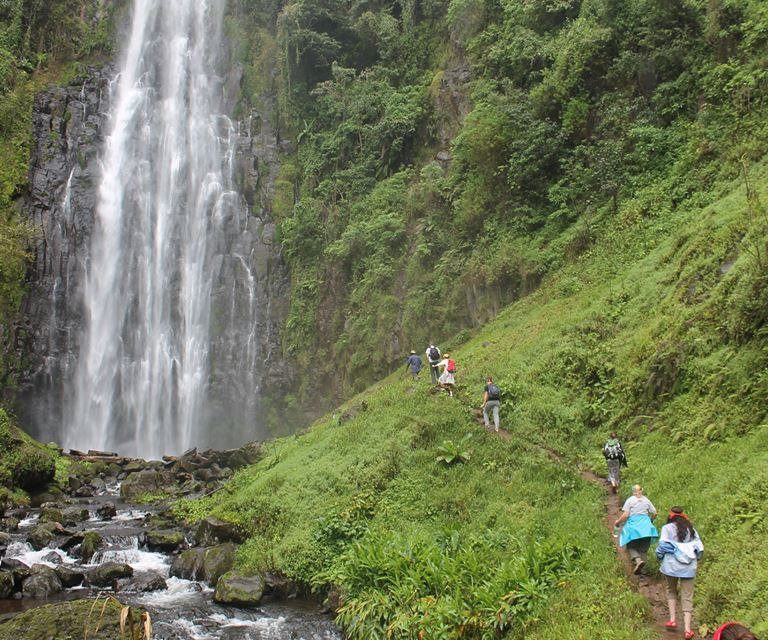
[68,0,258,457]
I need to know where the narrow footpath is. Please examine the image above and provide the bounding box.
[469,406,670,637]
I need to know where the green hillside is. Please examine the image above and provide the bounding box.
[178,155,768,639]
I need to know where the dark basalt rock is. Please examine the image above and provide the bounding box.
[27,522,60,550]
[115,571,167,593]
[22,564,63,598]
[213,570,265,607]
[61,506,89,525]
[194,516,244,546]
[120,470,168,500]
[0,571,14,599]
[85,561,133,587]
[40,551,63,565]
[55,565,85,588]
[169,543,236,586]
[96,501,117,519]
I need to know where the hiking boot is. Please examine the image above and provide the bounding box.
[633,558,645,574]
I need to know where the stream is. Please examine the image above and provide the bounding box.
[0,479,341,639]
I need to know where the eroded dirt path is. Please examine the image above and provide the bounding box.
[470,407,670,637]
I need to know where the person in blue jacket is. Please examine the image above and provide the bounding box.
[405,350,422,380]
[614,484,658,574]
[656,506,704,640]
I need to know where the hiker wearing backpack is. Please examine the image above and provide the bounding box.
[656,506,704,639]
[405,350,422,379]
[482,377,501,432]
[426,344,442,384]
[602,432,627,494]
[437,353,456,396]
[614,484,659,575]
[713,623,758,640]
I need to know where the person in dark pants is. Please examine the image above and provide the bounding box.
[425,344,441,384]
[614,484,658,575]
[405,350,422,380]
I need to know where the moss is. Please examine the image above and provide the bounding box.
[0,598,147,640]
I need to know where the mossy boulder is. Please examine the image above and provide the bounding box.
[81,530,104,562]
[0,598,144,640]
[85,561,133,587]
[55,564,86,587]
[39,505,64,524]
[61,506,90,525]
[194,516,244,545]
[0,571,14,598]
[120,470,167,500]
[27,522,60,550]
[169,543,236,585]
[213,570,265,606]
[142,529,185,552]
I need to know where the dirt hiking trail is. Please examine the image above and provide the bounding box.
[468,404,671,638]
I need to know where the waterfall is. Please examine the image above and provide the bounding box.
[66,0,260,457]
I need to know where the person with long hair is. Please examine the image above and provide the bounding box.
[656,506,704,639]
[713,622,759,640]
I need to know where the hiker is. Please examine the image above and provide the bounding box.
[426,344,442,384]
[713,623,758,640]
[614,484,658,575]
[481,376,501,432]
[602,432,627,494]
[404,350,422,379]
[656,506,704,640]
[436,352,456,396]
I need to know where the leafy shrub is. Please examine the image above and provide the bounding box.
[436,435,472,465]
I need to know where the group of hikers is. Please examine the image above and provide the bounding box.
[603,435,758,640]
[405,344,502,430]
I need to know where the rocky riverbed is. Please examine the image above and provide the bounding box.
[0,444,341,639]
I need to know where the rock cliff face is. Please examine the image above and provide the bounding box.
[15,61,293,451]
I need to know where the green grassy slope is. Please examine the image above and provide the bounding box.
[178,156,768,638]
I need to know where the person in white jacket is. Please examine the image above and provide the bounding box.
[655,506,704,640]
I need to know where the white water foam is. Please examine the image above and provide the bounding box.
[5,542,77,567]
[92,538,169,574]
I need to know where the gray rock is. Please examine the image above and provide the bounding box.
[96,501,117,519]
[115,571,167,593]
[39,506,64,524]
[61,507,89,525]
[213,570,264,607]
[169,543,236,586]
[27,523,59,550]
[195,516,244,546]
[40,551,63,565]
[0,570,14,598]
[0,518,19,533]
[22,564,63,597]
[0,532,11,548]
[55,565,85,588]
[120,470,167,500]
[85,562,133,587]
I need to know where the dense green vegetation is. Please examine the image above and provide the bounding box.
[178,153,768,637]
[0,0,116,390]
[252,0,768,414]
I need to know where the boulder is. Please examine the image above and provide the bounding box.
[0,532,11,548]
[90,478,106,493]
[74,485,95,497]
[40,551,63,565]
[61,507,89,525]
[22,564,63,598]
[264,572,299,599]
[39,505,64,524]
[27,522,59,550]
[0,598,144,640]
[213,570,264,607]
[120,470,167,500]
[194,516,244,546]
[169,543,236,585]
[67,475,82,493]
[96,502,117,519]
[142,529,185,552]
[55,565,85,588]
[115,571,167,593]
[80,530,104,562]
[0,518,19,533]
[169,547,205,581]
[85,562,133,587]
[0,570,14,598]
